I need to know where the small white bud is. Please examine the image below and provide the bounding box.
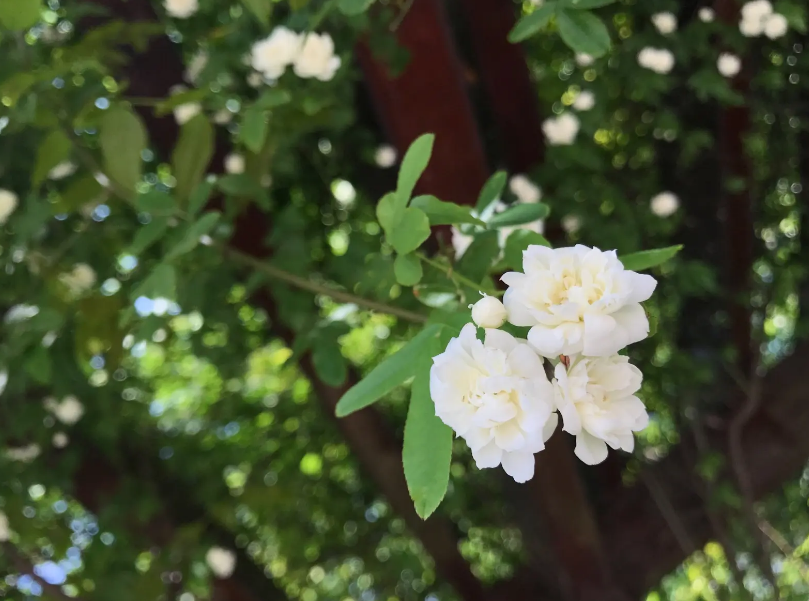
[471,295,507,329]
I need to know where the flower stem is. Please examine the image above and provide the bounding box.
[417,252,502,297]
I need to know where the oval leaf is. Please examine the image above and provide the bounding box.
[32,130,72,186]
[394,253,423,286]
[100,106,147,193]
[172,114,214,203]
[488,203,550,228]
[556,9,611,57]
[619,245,683,272]
[411,195,485,227]
[476,170,507,214]
[388,207,431,255]
[0,0,42,31]
[508,3,557,43]
[397,133,435,205]
[561,0,616,8]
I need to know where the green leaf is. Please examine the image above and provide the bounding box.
[240,106,268,154]
[337,0,374,15]
[556,9,610,57]
[396,133,435,207]
[413,285,459,309]
[32,130,72,186]
[0,73,37,106]
[411,195,485,227]
[165,212,221,260]
[774,1,807,33]
[172,114,214,204]
[25,346,52,384]
[335,323,445,417]
[619,245,683,272]
[456,230,499,283]
[241,0,272,24]
[187,180,214,217]
[376,192,399,236]
[394,253,423,286]
[476,170,507,214]
[0,0,42,30]
[216,174,264,198]
[312,342,347,387]
[403,349,452,519]
[503,229,552,270]
[560,0,616,8]
[388,207,431,255]
[99,106,147,192]
[136,190,177,215]
[255,88,292,109]
[129,218,169,255]
[55,176,103,213]
[508,2,556,43]
[133,264,177,299]
[488,203,550,228]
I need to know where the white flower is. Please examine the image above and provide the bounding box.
[650,191,680,217]
[185,51,208,84]
[374,145,397,168]
[739,18,764,36]
[0,511,9,541]
[561,214,581,234]
[471,295,507,329]
[48,161,76,181]
[0,189,18,224]
[699,7,715,22]
[206,546,236,578]
[59,263,96,295]
[764,13,788,38]
[575,53,594,67]
[174,103,202,125]
[52,432,69,448]
[651,12,677,35]
[430,325,557,483]
[45,395,84,425]
[637,47,675,74]
[0,370,6,396]
[451,227,474,259]
[4,304,39,324]
[6,444,40,463]
[509,175,541,204]
[717,53,742,78]
[251,27,301,80]
[164,0,198,18]
[213,109,233,125]
[247,72,265,88]
[572,90,595,112]
[553,354,648,465]
[542,113,579,146]
[224,153,245,175]
[501,245,657,357]
[741,0,773,23]
[293,32,341,81]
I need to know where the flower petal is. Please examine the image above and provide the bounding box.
[625,271,657,303]
[471,440,502,469]
[501,451,536,483]
[574,431,609,465]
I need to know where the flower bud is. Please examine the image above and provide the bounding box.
[471,295,507,329]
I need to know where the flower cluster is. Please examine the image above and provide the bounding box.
[430,245,656,481]
[717,53,742,78]
[251,27,341,83]
[206,546,237,578]
[739,0,788,38]
[542,113,580,145]
[637,47,675,74]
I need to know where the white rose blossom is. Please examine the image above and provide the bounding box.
[501,245,657,357]
[293,32,341,81]
[741,0,773,23]
[184,51,208,84]
[48,161,77,180]
[251,27,301,80]
[717,53,742,78]
[739,18,764,36]
[59,263,96,295]
[650,191,680,217]
[430,325,558,483]
[206,546,237,578]
[699,7,715,22]
[542,113,579,146]
[561,214,581,234]
[6,444,40,463]
[52,432,69,448]
[509,175,541,204]
[0,189,18,224]
[471,295,508,329]
[0,511,9,541]
[651,12,677,35]
[572,90,595,112]
[575,53,594,67]
[553,354,649,465]
[45,395,85,425]
[164,0,198,18]
[375,144,397,168]
[637,47,675,74]
[763,13,788,38]
[224,153,245,175]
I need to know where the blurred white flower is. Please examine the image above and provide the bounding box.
[509,175,541,204]
[575,53,594,67]
[0,511,8,541]
[651,12,677,35]
[542,113,579,146]
[4,304,39,324]
[170,86,201,125]
[451,227,474,258]
[374,144,397,168]
[184,51,208,84]
[764,13,788,38]
[561,214,581,234]
[59,263,96,295]
[698,7,715,22]
[251,27,301,80]
[0,370,6,396]
[471,295,508,329]
[213,109,233,125]
[6,444,40,463]
[164,0,198,18]
[739,18,763,36]
[45,395,85,425]
[502,245,657,357]
[553,354,648,465]
[52,432,69,448]
[0,189,18,224]
[206,546,236,578]
[572,90,595,112]
[637,47,675,74]
[224,153,245,175]
[741,0,773,23]
[717,53,742,77]
[293,32,341,81]
[650,191,680,217]
[48,161,76,180]
[430,324,557,483]
[247,72,265,88]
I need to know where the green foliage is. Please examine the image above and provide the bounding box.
[411,195,485,227]
[172,114,214,204]
[393,253,423,286]
[555,9,610,57]
[240,0,273,25]
[396,133,435,206]
[476,170,507,214]
[508,3,556,43]
[100,106,147,192]
[32,130,71,186]
[0,0,42,31]
[504,230,552,270]
[488,203,550,227]
[337,0,374,15]
[620,246,683,272]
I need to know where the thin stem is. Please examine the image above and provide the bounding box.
[418,252,501,298]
